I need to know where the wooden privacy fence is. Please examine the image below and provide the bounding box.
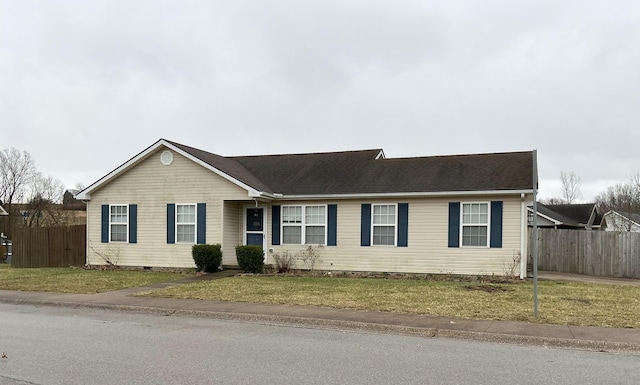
[529,228,640,279]
[11,225,86,268]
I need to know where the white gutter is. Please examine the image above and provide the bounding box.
[248,191,277,199]
[274,189,534,201]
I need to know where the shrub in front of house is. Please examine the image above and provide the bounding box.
[272,250,296,273]
[192,244,223,273]
[235,245,264,273]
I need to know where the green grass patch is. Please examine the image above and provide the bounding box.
[0,267,189,294]
[142,276,640,328]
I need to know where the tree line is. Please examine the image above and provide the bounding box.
[1,147,82,239]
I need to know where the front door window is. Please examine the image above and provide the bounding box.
[246,208,264,246]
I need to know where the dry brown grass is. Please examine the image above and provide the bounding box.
[0,266,188,294]
[143,275,640,328]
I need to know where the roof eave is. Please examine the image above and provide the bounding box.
[275,189,534,201]
[527,207,563,225]
[248,191,276,199]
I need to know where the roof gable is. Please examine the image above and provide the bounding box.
[77,139,535,200]
[76,139,266,200]
[604,210,640,226]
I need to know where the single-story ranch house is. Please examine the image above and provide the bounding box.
[76,139,535,277]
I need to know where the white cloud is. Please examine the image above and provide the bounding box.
[1,0,640,200]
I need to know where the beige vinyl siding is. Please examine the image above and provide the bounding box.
[87,147,250,268]
[222,201,241,265]
[268,196,526,275]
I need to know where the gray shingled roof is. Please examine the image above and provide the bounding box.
[167,139,534,196]
[167,140,274,193]
[537,203,601,227]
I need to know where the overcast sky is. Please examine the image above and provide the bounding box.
[2,0,639,201]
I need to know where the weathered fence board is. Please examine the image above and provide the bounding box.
[11,225,86,268]
[529,228,640,279]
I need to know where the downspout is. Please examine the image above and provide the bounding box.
[520,193,527,279]
[85,201,90,267]
[532,150,539,317]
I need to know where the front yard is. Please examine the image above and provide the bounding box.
[140,275,640,329]
[0,265,188,293]
[1,264,639,328]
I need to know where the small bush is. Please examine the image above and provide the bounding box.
[298,245,323,272]
[273,250,296,273]
[236,245,264,273]
[192,244,222,273]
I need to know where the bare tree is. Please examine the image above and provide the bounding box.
[24,173,67,227]
[595,171,640,231]
[0,148,73,234]
[0,148,36,237]
[560,171,582,204]
[540,171,582,205]
[541,197,565,205]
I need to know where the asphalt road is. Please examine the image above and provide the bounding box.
[0,303,638,385]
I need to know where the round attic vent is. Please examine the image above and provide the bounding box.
[160,150,174,165]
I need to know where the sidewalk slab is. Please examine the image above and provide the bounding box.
[484,320,574,339]
[568,325,640,344]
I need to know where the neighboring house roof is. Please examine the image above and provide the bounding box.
[62,189,87,210]
[602,210,640,230]
[545,204,598,225]
[529,203,601,228]
[76,139,535,200]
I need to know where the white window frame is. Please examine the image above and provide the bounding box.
[176,203,197,244]
[281,205,327,245]
[460,202,491,247]
[371,203,397,246]
[109,204,128,243]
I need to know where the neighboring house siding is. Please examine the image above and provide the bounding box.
[603,212,640,232]
[534,216,557,227]
[268,195,524,275]
[87,148,250,268]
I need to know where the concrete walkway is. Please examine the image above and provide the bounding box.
[538,271,640,286]
[1,271,639,353]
